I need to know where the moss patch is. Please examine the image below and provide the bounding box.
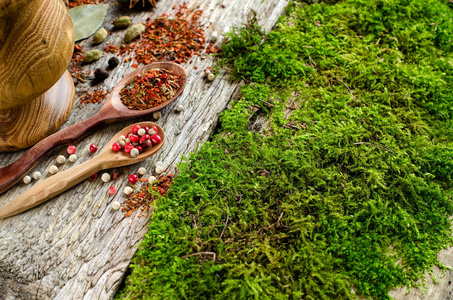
[117,0,453,299]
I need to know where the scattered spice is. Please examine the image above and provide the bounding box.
[109,186,117,196]
[122,174,173,217]
[120,69,182,110]
[104,45,120,54]
[23,176,31,184]
[119,4,220,65]
[67,145,76,155]
[94,68,109,81]
[108,56,120,68]
[79,89,110,105]
[33,172,42,180]
[66,0,107,8]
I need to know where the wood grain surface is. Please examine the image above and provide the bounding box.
[0,70,75,152]
[0,0,288,299]
[0,0,451,299]
[0,0,74,109]
[0,62,185,193]
[0,122,164,219]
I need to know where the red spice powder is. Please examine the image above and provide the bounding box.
[119,69,183,110]
[104,45,120,54]
[66,0,107,8]
[79,89,111,105]
[122,174,173,218]
[119,3,221,65]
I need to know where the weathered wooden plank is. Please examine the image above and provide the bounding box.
[0,0,288,298]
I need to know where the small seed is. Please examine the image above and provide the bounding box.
[138,167,146,175]
[124,186,133,195]
[108,57,120,69]
[33,171,42,180]
[49,165,58,175]
[92,27,108,44]
[148,176,157,184]
[56,155,66,164]
[130,148,139,157]
[119,140,126,147]
[155,161,164,168]
[69,154,77,162]
[119,135,126,141]
[155,165,164,174]
[175,104,184,112]
[111,201,121,210]
[123,23,146,43]
[148,129,156,136]
[82,49,103,63]
[113,16,132,28]
[207,73,215,81]
[94,68,109,81]
[153,111,162,120]
[23,175,31,184]
[101,173,111,182]
[137,128,146,136]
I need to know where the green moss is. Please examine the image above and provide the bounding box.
[117,0,453,299]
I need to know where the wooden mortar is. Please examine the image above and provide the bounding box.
[0,0,75,151]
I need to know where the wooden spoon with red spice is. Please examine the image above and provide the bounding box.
[0,62,186,195]
[0,122,164,219]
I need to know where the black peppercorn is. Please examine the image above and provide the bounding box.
[108,57,120,69]
[94,68,109,81]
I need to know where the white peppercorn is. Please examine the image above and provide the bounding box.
[124,186,133,195]
[148,176,157,184]
[49,165,58,175]
[33,171,42,180]
[111,201,121,210]
[130,148,139,158]
[56,155,66,164]
[153,111,162,120]
[23,175,31,184]
[101,173,111,182]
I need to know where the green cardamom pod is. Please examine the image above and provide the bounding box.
[113,16,132,28]
[92,28,108,44]
[82,49,103,63]
[123,24,146,43]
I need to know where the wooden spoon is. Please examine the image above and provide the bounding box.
[0,62,186,194]
[0,122,164,219]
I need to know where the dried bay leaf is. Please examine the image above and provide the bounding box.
[69,4,109,42]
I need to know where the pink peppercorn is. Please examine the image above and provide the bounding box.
[89,173,98,181]
[128,174,139,184]
[132,124,141,134]
[150,134,162,145]
[90,143,98,153]
[109,186,117,195]
[112,142,121,152]
[129,134,139,143]
[67,145,76,155]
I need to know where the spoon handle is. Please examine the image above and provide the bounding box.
[0,109,119,195]
[0,154,105,219]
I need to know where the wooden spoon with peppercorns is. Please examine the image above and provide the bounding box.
[0,122,165,219]
[0,62,186,195]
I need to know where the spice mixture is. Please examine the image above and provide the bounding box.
[66,0,107,8]
[119,69,182,110]
[122,174,173,218]
[119,4,220,64]
[79,89,110,105]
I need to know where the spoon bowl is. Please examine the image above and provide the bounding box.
[0,122,164,219]
[0,62,185,194]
